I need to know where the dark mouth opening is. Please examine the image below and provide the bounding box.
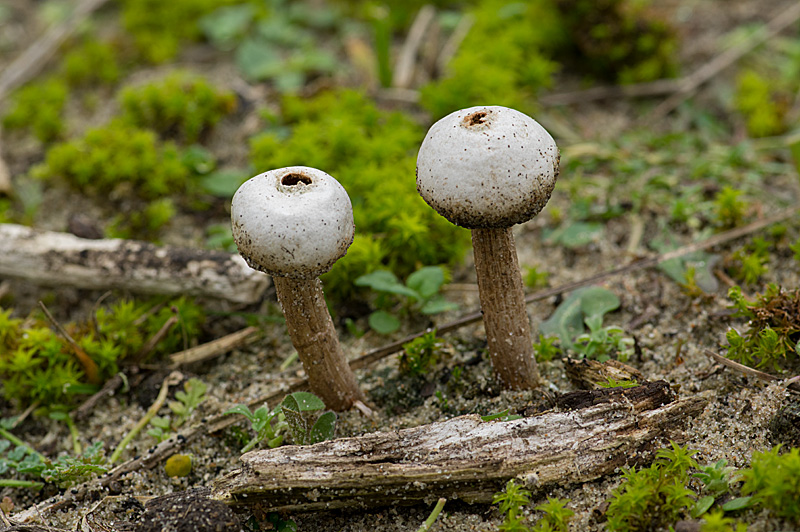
[282,173,312,186]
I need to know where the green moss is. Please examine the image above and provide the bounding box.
[249,89,469,300]
[741,446,800,522]
[420,0,566,119]
[0,297,204,408]
[121,0,237,63]
[726,284,799,371]
[2,78,68,143]
[119,73,237,143]
[33,122,188,200]
[557,0,679,83]
[605,442,698,531]
[735,69,789,138]
[61,40,122,87]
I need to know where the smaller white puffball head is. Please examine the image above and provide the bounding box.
[231,167,354,280]
[417,106,559,229]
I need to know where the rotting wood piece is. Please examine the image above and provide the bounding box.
[212,381,708,513]
[0,223,269,304]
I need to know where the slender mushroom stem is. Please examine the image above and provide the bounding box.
[273,276,365,411]
[471,227,540,389]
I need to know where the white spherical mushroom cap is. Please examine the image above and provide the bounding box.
[231,166,354,280]
[416,106,559,229]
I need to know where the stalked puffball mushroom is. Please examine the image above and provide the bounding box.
[416,106,559,389]
[231,166,365,411]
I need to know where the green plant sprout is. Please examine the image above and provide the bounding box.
[605,442,698,531]
[119,72,237,143]
[598,377,639,389]
[524,266,550,290]
[148,378,207,442]
[532,497,573,532]
[400,330,446,376]
[740,445,800,522]
[725,284,799,371]
[713,186,748,229]
[692,458,741,517]
[700,510,747,532]
[481,410,522,422]
[735,69,789,138]
[224,403,287,453]
[573,315,635,362]
[280,392,336,446]
[493,479,532,532]
[728,239,770,286]
[355,266,458,334]
[532,335,562,362]
[540,286,634,361]
[0,429,107,490]
[790,238,800,263]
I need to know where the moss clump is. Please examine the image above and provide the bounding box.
[420,0,567,119]
[249,90,469,300]
[726,284,800,372]
[2,78,68,143]
[119,73,237,143]
[556,0,679,83]
[741,446,800,522]
[121,0,237,63]
[61,39,122,87]
[33,122,188,200]
[0,298,204,408]
[734,69,790,138]
[605,443,698,531]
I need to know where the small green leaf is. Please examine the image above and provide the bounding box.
[580,286,620,318]
[419,296,458,315]
[545,222,603,248]
[355,270,419,299]
[199,5,255,50]
[368,311,400,334]
[692,495,715,517]
[236,38,283,81]
[721,496,752,512]
[283,392,325,413]
[406,266,445,299]
[223,405,255,422]
[309,411,336,443]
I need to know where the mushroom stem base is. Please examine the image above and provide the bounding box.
[273,276,365,411]
[471,227,540,389]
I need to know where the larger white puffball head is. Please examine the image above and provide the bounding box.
[231,166,355,279]
[416,106,559,229]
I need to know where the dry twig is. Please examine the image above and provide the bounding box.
[0,0,111,101]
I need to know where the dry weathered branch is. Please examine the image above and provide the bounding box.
[212,382,708,513]
[647,1,800,120]
[702,349,800,393]
[0,224,269,303]
[394,5,437,89]
[0,0,111,101]
[169,326,259,367]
